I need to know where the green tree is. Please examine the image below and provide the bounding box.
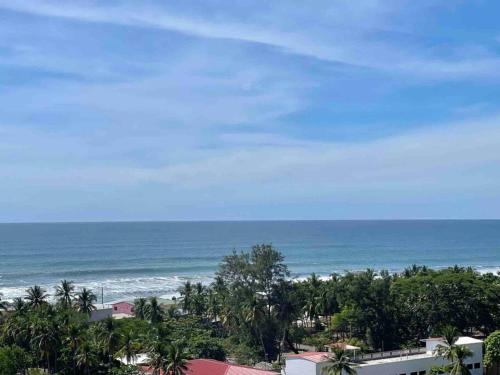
[55,280,75,309]
[179,282,193,315]
[164,343,189,375]
[74,288,97,316]
[31,319,58,373]
[322,348,357,375]
[0,345,30,375]
[134,298,147,320]
[145,297,163,324]
[433,332,473,375]
[75,339,98,375]
[115,330,140,365]
[25,286,49,308]
[484,330,500,369]
[0,293,7,312]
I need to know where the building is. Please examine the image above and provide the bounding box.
[140,358,278,375]
[112,301,135,318]
[89,306,113,322]
[285,336,483,375]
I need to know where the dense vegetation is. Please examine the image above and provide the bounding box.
[1,244,499,374]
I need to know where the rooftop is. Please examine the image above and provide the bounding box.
[141,359,278,375]
[286,336,483,365]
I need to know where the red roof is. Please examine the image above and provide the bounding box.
[286,352,331,363]
[142,359,277,375]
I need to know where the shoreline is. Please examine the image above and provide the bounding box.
[2,264,499,304]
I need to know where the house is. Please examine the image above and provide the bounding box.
[141,358,278,375]
[112,301,135,318]
[89,306,113,322]
[285,336,483,375]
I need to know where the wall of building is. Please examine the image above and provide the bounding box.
[112,302,134,315]
[90,307,113,322]
[286,341,483,375]
[283,358,317,375]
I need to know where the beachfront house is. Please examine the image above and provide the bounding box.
[112,301,134,317]
[284,336,483,375]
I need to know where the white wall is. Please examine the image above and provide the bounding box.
[286,340,483,375]
[284,358,317,375]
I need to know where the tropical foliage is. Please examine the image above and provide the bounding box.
[484,330,500,369]
[0,245,499,374]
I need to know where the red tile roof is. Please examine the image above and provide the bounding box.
[141,359,277,375]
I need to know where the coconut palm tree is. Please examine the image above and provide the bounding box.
[0,293,6,311]
[447,345,473,375]
[55,280,75,309]
[76,340,98,375]
[164,342,189,375]
[134,297,147,320]
[433,327,473,375]
[115,330,140,365]
[322,348,358,375]
[148,338,168,375]
[31,320,59,373]
[149,340,188,375]
[12,297,27,313]
[98,317,121,367]
[74,288,97,316]
[242,294,267,360]
[145,297,163,324]
[64,323,83,375]
[179,281,193,314]
[25,285,49,308]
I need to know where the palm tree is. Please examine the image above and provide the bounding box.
[31,320,58,373]
[76,340,98,375]
[134,297,147,320]
[74,288,97,316]
[149,340,188,375]
[434,325,461,360]
[242,294,267,360]
[145,297,163,324]
[448,345,473,375]
[322,348,358,375]
[99,317,121,367]
[148,338,168,375]
[64,323,83,375]
[12,297,26,313]
[164,342,189,375]
[0,293,7,311]
[25,285,49,308]
[55,279,75,309]
[115,330,140,365]
[179,281,193,314]
[433,327,473,375]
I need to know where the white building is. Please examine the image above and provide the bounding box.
[285,337,483,375]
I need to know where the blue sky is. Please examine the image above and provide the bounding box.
[1,0,500,221]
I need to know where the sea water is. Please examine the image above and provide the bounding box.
[1,220,499,302]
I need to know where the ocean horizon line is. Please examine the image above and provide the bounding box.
[2,218,500,225]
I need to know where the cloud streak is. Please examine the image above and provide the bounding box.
[2,0,500,80]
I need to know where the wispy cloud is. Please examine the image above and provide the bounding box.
[1,0,500,220]
[2,0,500,80]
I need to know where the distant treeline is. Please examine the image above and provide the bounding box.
[0,244,499,374]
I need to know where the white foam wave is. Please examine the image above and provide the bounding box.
[0,274,215,303]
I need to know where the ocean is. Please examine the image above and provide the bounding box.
[1,220,499,303]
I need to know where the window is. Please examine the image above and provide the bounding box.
[419,371,426,375]
[410,372,417,375]
[466,364,473,370]
[114,306,117,311]
[399,373,406,375]
[474,363,481,369]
